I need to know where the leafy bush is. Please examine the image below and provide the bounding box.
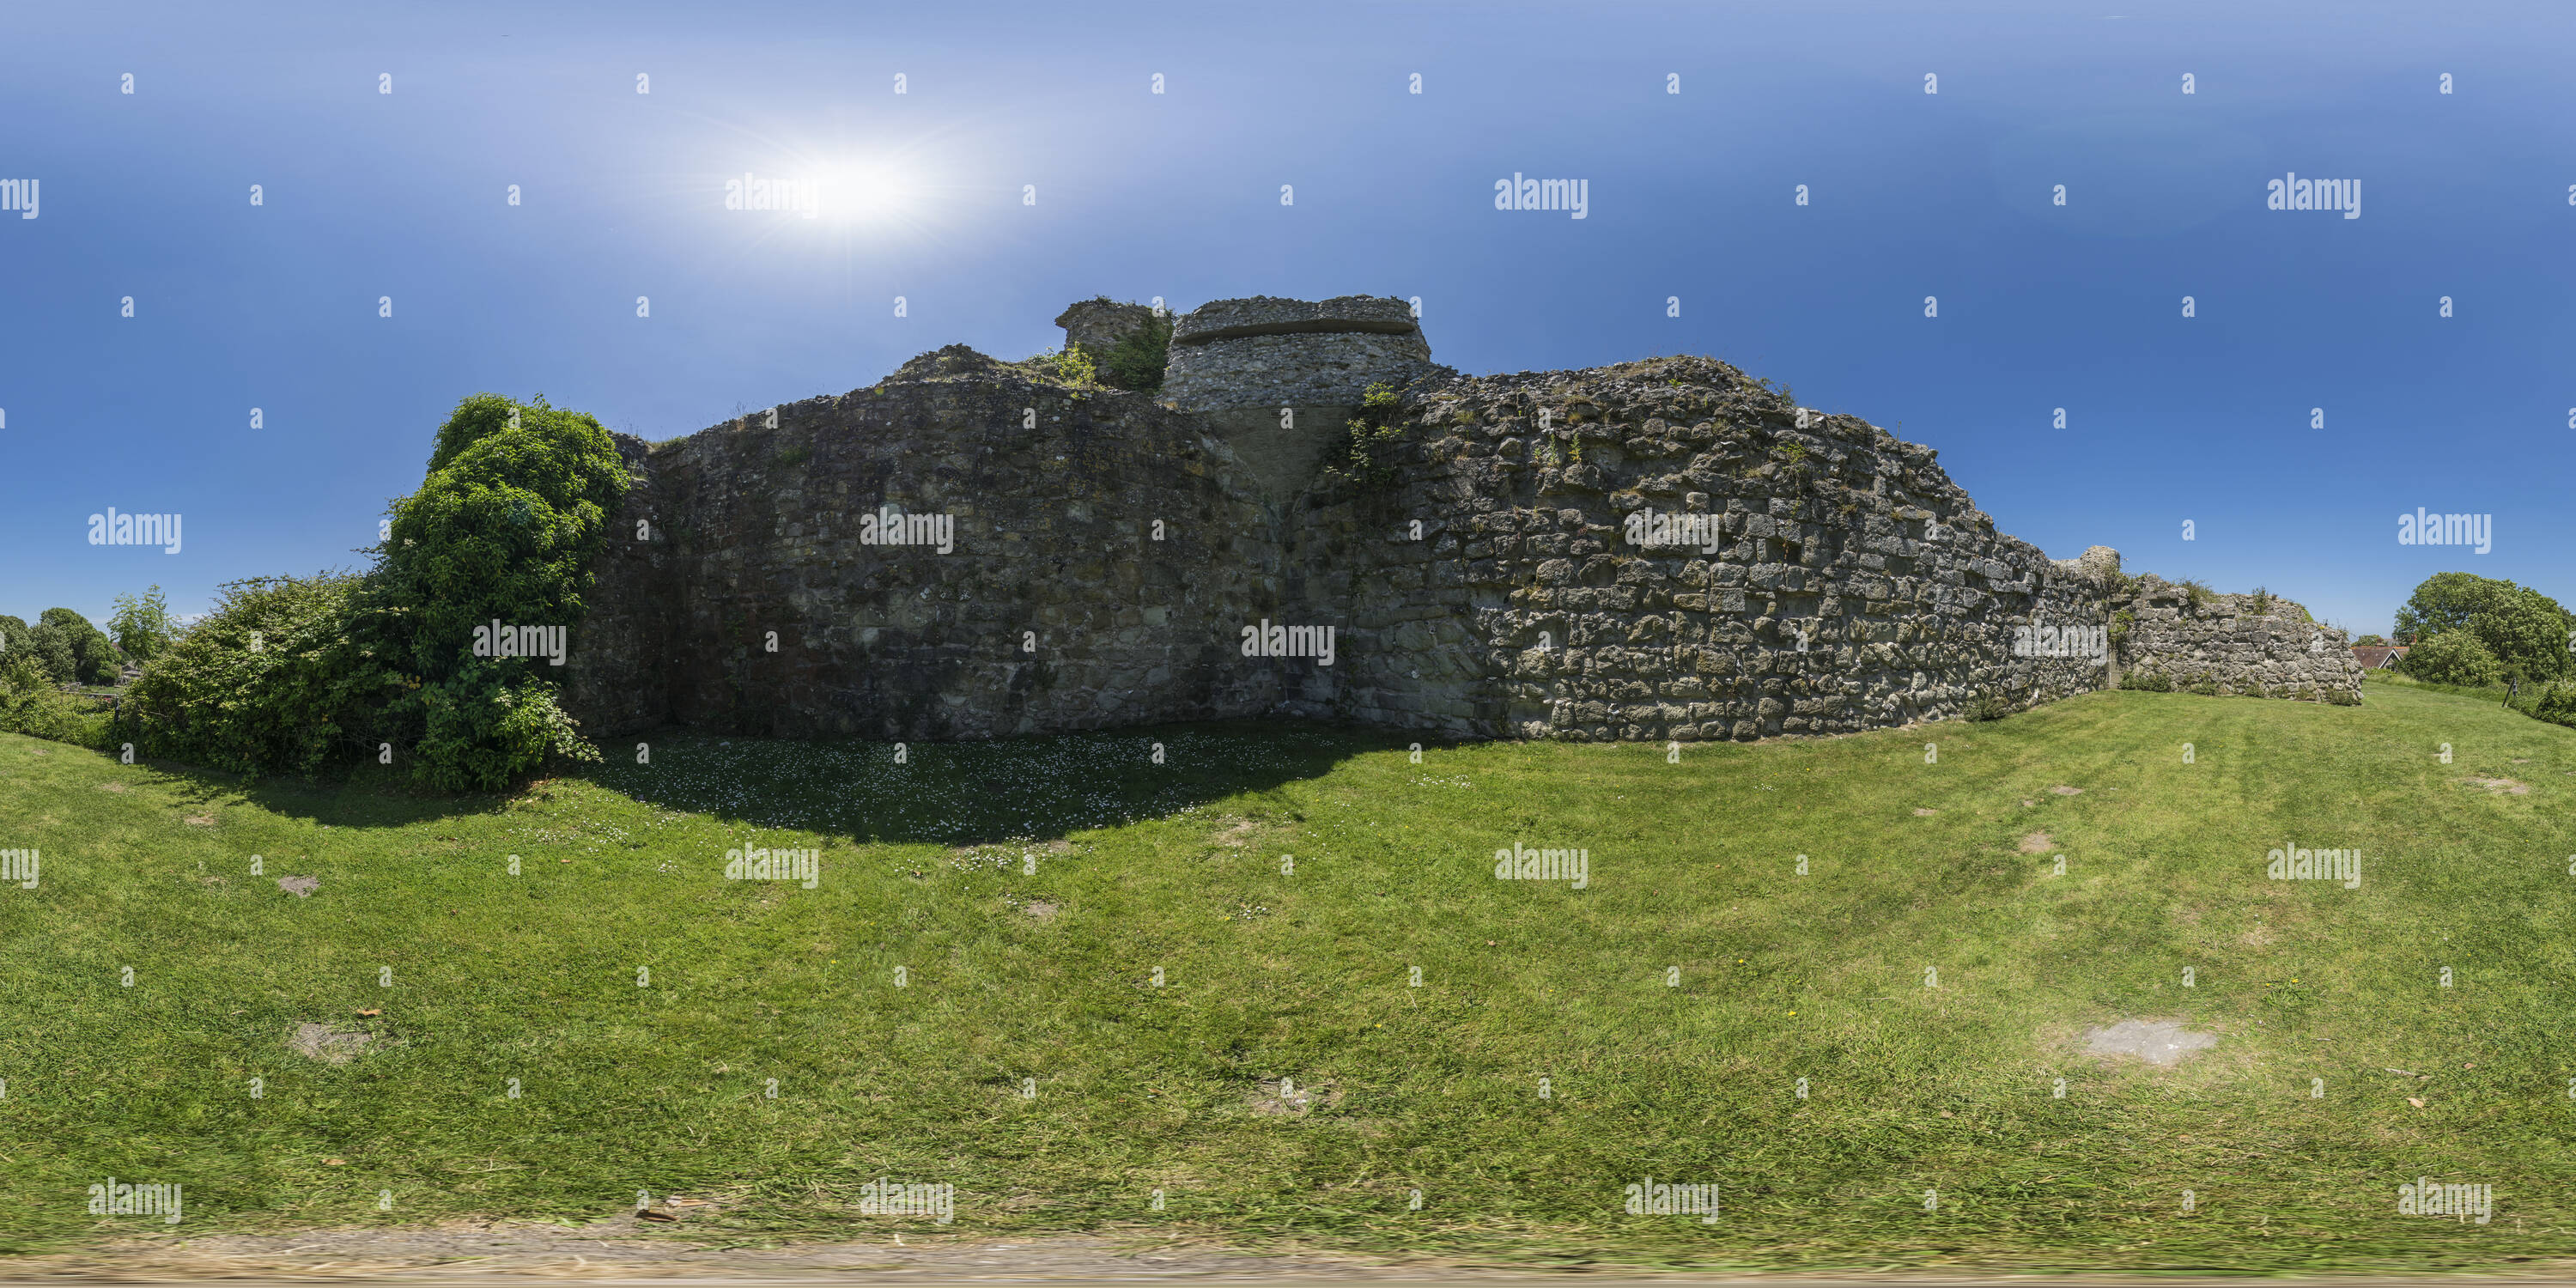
[361,393,627,791]
[2246,586,2272,616]
[1027,345,1097,388]
[119,392,629,792]
[2530,683,2576,730]
[2121,669,2173,693]
[2177,580,2215,610]
[2399,630,2505,689]
[2354,634,2387,647]
[125,574,373,776]
[1089,307,1173,393]
[0,648,103,744]
[1965,690,2011,721]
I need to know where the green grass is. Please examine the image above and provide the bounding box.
[3,683,2575,1271]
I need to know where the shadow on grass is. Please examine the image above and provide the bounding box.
[113,719,1440,845]
[580,719,1431,846]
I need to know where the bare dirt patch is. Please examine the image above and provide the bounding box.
[97,781,128,793]
[1911,807,1938,817]
[289,1023,374,1065]
[2050,785,2083,796]
[2083,1018,2217,1066]
[2016,830,2054,854]
[1249,1077,1342,1116]
[1024,900,1060,922]
[2460,776,2530,795]
[184,813,215,826]
[277,875,319,897]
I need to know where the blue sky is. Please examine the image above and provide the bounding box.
[3,0,2569,638]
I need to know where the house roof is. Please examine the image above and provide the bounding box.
[2351,645,2409,669]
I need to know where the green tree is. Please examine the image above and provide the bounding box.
[2392,573,2573,679]
[30,608,119,684]
[2353,635,2388,647]
[2398,630,2505,688]
[2392,572,2500,642]
[0,615,31,667]
[108,585,175,664]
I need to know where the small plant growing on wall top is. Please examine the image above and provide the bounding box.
[1088,304,1173,393]
[1324,383,1408,489]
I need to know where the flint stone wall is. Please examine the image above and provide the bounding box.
[564,299,2361,744]
[567,344,1285,740]
[2114,578,2361,702]
[1163,295,1436,413]
[1273,357,2125,740]
[1053,299,1157,360]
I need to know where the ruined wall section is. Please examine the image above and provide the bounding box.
[561,432,676,738]
[1163,295,1434,411]
[1279,357,2119,741]
[566,345,1287,742]
[566,298,2364,747]
[2115,579,2364,702]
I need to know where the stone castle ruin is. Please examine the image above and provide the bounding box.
[563,296,2360,743]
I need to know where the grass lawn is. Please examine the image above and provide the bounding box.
[3,676,2573,1272]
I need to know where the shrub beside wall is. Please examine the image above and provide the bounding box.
[117,393,630,789]
[361,393,629,791]
[125,574,374,776]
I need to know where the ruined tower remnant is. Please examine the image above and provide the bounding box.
[1052,298,1158,363]
[1160,295,1437,503]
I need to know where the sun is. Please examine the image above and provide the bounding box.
[812,158,933,232]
